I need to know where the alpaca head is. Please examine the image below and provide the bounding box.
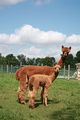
[54,64,61,72]
[62,45,71,57]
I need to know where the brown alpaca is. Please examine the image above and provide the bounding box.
[28,64,61,108]
[16,46,71,104]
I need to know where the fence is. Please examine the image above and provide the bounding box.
[0,65,20,73]
[58,65,76,79]
[0,64,76,80]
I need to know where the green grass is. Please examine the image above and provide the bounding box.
[0,72,80,120]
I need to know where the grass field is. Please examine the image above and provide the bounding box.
[0,72,80,120]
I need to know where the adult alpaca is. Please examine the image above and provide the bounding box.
[28,64,61,108]
[16,46,71,104]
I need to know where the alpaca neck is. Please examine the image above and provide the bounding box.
[57,56,66,68]
[50,72,59,82]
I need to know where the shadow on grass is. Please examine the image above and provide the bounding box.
[16,98,60,108]
[0,105,3,109]
[35,98,60,108]
[50,106,80,120]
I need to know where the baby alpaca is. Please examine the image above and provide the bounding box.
[28,64,61,109]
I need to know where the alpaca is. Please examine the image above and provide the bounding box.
[16,46,71,104]
[28,64,61,108]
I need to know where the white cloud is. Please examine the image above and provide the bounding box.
[0,0,25,7]
[0,0,51,7]
[0,34,9,43]
[66,34,80,45]
[0,44,12,56]
[0,25,66,45]
[18,46,60,59]
[34,0,51,5]
[18,46,43,58]
[0,24,80,58]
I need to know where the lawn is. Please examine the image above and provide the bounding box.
[0,72,80,120]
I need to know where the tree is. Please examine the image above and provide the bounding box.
[0,56,6,65]
[17,54,26,66]
[35,58,42,65]
[76,51,80,63]
[41,57,55,66]
[5,54,19,65]
[0,53,2,57]
[26,58,35,65]
[65,54,74,68]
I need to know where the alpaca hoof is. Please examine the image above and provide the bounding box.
[29,104,35,109]
[21,101,26,104]
[43,101,48,106]
[18,99,26,104]
[43,103,48,106]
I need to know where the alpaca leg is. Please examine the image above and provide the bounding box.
[17,77,26,104]
[43,88,48,106]
[41,87,44,104]
[28,89,36,109]
[25,75,29,90]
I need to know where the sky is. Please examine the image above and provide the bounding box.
[0,0,80,60]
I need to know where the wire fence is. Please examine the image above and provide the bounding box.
[58,65,76,79]
[0,64,77,80]
[0,65,20,73]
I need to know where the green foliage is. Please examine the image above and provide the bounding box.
[26,57,36,65]
[5,54,19,65]
[0,50,80,67]
[0,56,6,65]
[64,50,80,69]
[0,73,80,120]
[65,54,75,68]
[17,54,26,65]
[76,51,80,63]
[26,57,55,66]
[41,57,55,66]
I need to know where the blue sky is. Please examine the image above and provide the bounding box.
[0,0,80,59]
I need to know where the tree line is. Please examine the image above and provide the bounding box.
[0,53,55,66]
[0,50,80,69]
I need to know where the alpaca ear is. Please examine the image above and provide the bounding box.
[69,46,71,50]
[62,45,64,48]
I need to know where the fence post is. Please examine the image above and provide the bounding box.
[0,65,1,72]
[64,65,66,79]
[20,62,22,67]
[68,65,70,80]
[11,64,13,73]
[7,65,9,73]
